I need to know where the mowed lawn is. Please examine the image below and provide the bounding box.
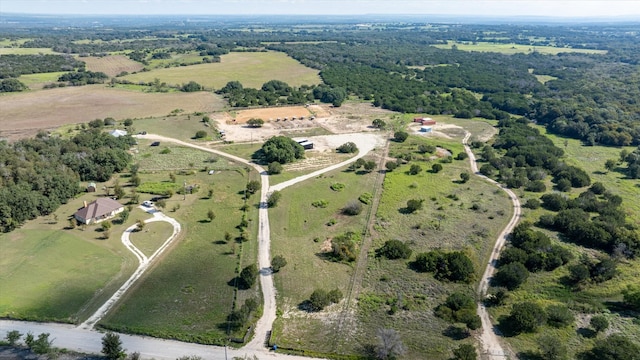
[100,168,261,345]
[0,230,122,323]
[432,41,607,55]
[269,164,378,354]
[122,51,321,90]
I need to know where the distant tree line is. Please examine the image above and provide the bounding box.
[0,129,133,232]
[0,54,82,79]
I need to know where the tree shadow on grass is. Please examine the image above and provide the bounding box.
[398,207,416,215]
[577,327,596,338]
[518,350,543,360]
[297,300,319,313]
[228,277,250,290]
[213,240,227,245]
[442,325,470,340]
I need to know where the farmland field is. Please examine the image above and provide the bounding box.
[122,51,321,90]
[432,41,607,55]
[0,85,225,140]
[100,168,262,345]
[80,55,144,77]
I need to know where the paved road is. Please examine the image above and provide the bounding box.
[462,132,520,359]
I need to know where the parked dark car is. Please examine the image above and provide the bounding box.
[150,141,160,146]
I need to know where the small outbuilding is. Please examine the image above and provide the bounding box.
[299,140,314,150]
[86,182,97,192]
[109,129,128,138]
[420,126,433,133]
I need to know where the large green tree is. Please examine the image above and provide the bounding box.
[261,136,304,164]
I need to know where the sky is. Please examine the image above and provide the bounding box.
[1,0,639,17]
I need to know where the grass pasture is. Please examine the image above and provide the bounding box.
[350,134,513,359]
[79,55,144,77]
[432,41,607,55]
[122,51,321,90]
[0,85,224,141]
[0,185,154,323]
[100,167,261,345]
[269,162,380,354]
[0,230,123,323]
[17,71,66,89]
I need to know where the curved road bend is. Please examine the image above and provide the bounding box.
[462,131,521,359]
[79,209,181,330]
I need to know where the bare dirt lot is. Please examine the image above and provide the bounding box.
[215,102,395,144]
[0,86,224,140]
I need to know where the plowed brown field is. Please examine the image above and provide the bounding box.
[0,85,224,140]
[80,55,144,77]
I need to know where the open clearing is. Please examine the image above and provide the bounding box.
[0,47,55,55]
[0,86,224,140]
[122,51,321,90]
[432,41,607,55]
[80,55,144,77]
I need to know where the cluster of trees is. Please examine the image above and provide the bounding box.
[217,80,314,107]
[0,78,27,92]
[308,288,343,311]
[479,118,593,192]
[494,222,572,289]
[227,298,259,331]
[0,53,82,79]
[0,129,133,232]
[434,292,481,331]
[537,184,639,256]
[57,70,109,85]
[260,136,304,164]
[376,239,412,260]
[501,301,573,335]
[329,231,360,262]
[411,250,475,283]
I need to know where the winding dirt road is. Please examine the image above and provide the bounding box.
[463,131,520,359]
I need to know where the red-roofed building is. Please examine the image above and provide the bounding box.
[74,198,124,225]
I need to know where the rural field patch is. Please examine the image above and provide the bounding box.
[80,55,144,77]
[122,51,321,90]
[100,168,261,345]
[432,41,607,55]
[0,86,224,140]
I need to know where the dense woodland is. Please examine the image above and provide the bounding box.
[0,129,133,232]
[2,20,639,145]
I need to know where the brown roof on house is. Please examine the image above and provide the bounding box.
[75,198,123,221]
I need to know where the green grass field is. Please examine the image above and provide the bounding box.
[129,221,175,257]
[17,72,65,89]
[122,51,321,90]
[432,41,607,55]
[0,230,123,323]
[269,159,379,354]
[99,167,261,345]
[0,185,153,323]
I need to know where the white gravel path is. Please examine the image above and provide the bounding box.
[78,208,181,330]
[463,131,520,359]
